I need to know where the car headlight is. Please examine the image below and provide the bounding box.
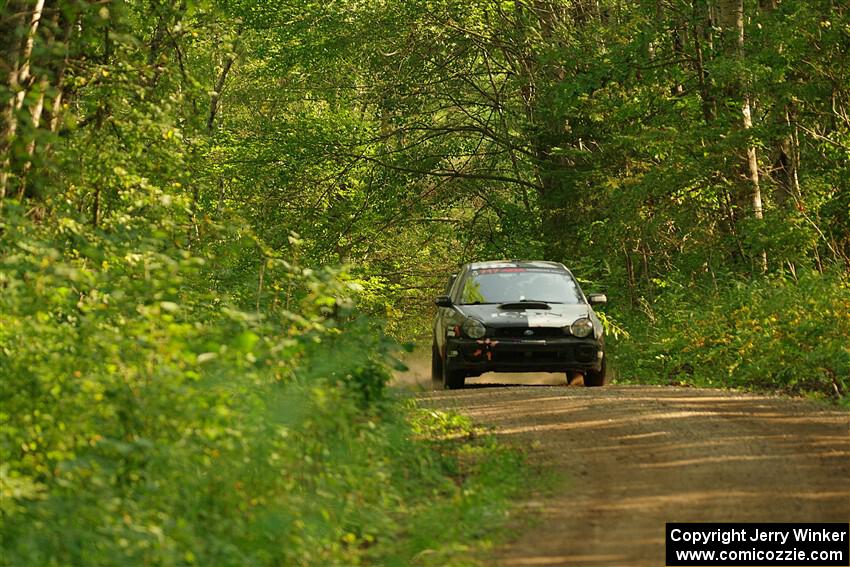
[462,318,487,339]
[570,318,594,338]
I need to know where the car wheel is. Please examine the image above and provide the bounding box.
[431,342,444,390]
[584,357,607,387]
[442,354,466,390]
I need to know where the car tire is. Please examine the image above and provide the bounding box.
[443,364,466,389]
[431,342,444,390]
[584,357,607,387]
[442,357,465,391]
[433,342,465,389]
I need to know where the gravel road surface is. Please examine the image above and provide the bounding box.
[409,371,850,566]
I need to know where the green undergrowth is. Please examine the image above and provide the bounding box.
[611,271,850,406]
[378,407,526,566]
[1,373,526,566]
[1,382,526,566]
[0,204,527,566]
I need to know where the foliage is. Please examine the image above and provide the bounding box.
[2,0,850,561]
[184,0,850,347]
[0,202,524,565]
[0,1,535,564]
[612,271,850,403]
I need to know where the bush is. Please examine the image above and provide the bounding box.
[613,271,850,403]
[0,204,524,566]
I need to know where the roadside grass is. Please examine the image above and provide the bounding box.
[1,359,533,567]
[373,404,529,567]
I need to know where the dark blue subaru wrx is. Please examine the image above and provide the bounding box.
[432,260,608,390]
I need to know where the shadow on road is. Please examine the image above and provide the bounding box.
[416,384,850,567]
[391,347,577,391]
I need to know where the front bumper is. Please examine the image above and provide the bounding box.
[445,336,604,373]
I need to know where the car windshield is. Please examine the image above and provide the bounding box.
[458,268,582,305]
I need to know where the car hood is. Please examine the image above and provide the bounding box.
[456,303,591,328]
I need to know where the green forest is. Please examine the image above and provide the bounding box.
[1,0,848,564]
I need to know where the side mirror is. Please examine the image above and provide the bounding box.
[435,295,453,308]
[588,293,607,306]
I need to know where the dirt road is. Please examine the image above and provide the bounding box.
[412,374,850,566]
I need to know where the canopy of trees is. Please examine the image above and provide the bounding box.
[4,0,849,290]
[4,0,849,305]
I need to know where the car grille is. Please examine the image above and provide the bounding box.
[493,327,564,338]
[463,344,597,366]
[491,350,565,363]
[486,346,598,365]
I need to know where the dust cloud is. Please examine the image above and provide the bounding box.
[391,346,567,391]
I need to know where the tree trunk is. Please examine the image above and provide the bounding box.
[1,0,45,200]
[18,9,71,198]
[193,30,241,238]
[718,0,767,271]
[207,35,241,134]
[691,6,716,122]
[742,98,764,222]
[772,106,802,208]
[17,78,47,199]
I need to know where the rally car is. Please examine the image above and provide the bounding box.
[432,260,607,389]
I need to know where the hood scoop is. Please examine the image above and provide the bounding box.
[498,301,551,310]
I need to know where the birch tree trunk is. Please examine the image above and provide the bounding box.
[1,0,46,200]
[718,0,767,271]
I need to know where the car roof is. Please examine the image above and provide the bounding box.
[465,260,568,271]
